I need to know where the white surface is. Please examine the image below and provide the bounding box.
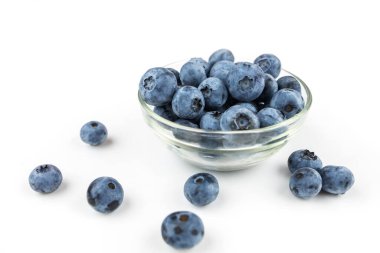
[0,1,379,252]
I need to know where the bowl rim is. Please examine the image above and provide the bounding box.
[138,66,312,135]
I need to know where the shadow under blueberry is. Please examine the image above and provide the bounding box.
[90,138,114,148]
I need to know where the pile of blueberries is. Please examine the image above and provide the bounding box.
[28,121,219,249]
[27,49,355,250]
[288,149,355,199]
[139,49,305,132]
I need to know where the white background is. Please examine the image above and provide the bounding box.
[0,1,379,252]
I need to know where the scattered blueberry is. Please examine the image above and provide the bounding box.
[80,121,108,146]
[289,168,322,199]
[226,63,265,102]
[184,173,219,206]
[208,48,234,68]
[200,111,222,131]
[87,177,124,214]
[254,54,281,78]
[256,74,278,103]
[236,102,258,114]
[180,61,207,87]
[172,86,205,119]
[269,88,304,118]
[161,211,204,249]
[198,77,228,109]
[209,60,235,85]
[154,104,178,122]
[288,149,323,173]
[139,67,177,106]
[167,68,182,86]
[29,164,63,193]
[220,105,260,131]
[257,107,284,127]
[321,166,355,194]
[277,76,301,93]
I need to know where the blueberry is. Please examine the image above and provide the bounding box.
[167,68,182,86]
[321,166,355,195]
[29,164,63,193]
[254,54,281,78]
[288,149,323,173]
[189,57,210,74]
[87,177,124,214]
[200,111,222,131]
[184,173,219,206]
[172,86,205,120]
[269,88,304,119]
[257,108,284,127]
[209,60,235,85]
[154,104,178,122]
[161,211,204,249]
[220,105,260,131]
[226,63,265,102]
[208,48,234,68]
[139,67,177,106]
[256,74,278,103]
[289,168,322,199]
[277,76,301,92]
[198,77,228,109]
[180,61,207,87]
[173,119,199,142]
[80,121,108,146]
[236,102,258,114]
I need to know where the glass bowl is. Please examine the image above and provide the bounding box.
[138,62,312,171]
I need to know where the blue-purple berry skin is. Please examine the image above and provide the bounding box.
[161,211,204,249]
[154,104,178,122]
[269,88,304,119]
[172,86,205,120]
[180,61,207,87]
[189,57,210,74]
[209,60,235,85]
[256,74,278,103]
[29,164,63,193]
[257,107,284,127]
[226,63,265,102]
[167,68,182,86]
[87,177,124,214]
[254,54,281,78]
[208,49,234,68]
[220,105,260,131]
[139,67,177,106]
[198,77,228,110]
[321,166,355,194]
[277,76,301,92]
[184,173,219,206]
[80,121,108,146]
[200,111,222,131]
[289,168,322,199]
[236,102,258,114]
[288,149,323,173]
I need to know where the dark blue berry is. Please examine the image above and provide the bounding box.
[80,121,108,146]
[161,211,204,249]
[87,177,124,214]
[29,164,63,193]
[184,173,219,206]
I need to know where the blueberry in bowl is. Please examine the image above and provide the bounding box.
[138,50,312,171]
